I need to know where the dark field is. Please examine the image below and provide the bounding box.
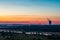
[0,24,60,32]
[0,32,60,40]
[0,24,60,40]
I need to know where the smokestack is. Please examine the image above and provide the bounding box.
[47,18,52,25]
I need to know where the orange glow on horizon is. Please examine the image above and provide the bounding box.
[0,15,60,24]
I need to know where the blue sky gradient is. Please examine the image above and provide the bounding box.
[0,0,60,16]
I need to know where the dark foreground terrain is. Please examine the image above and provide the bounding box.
[0,24,60,32]
[0,32,60,40]
[0,24,60,40]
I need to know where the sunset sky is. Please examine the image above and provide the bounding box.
[0,0,60,24]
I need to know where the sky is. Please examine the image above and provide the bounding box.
[0,0,60,24]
